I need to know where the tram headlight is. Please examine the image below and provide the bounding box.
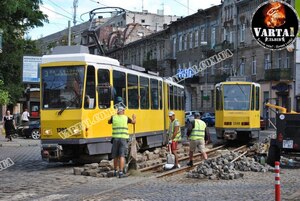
[44,129,52,135]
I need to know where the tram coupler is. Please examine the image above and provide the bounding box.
[224,130,237,140]
[41,144,63,161]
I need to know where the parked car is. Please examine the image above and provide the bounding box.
[17,120,40,139]
[185,111,203,123]
[201,112,215,127]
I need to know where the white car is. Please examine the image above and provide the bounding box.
[185,111,202,123]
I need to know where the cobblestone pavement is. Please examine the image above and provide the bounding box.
[1,129,300,201]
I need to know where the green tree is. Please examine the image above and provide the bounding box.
[0,0,47,104]
[0,80,9,105]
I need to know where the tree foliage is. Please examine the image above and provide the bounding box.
[0,80,9,105]
[0,0,47,104]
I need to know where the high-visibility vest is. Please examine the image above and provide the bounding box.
[169,119,181,142]
[112,115,129,139]
[190,119,206,140]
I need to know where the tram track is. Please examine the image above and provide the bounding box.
[152,144,248,178]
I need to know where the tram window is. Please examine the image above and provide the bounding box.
[255,86,260,110]
[251,85,255,110]
[174,87,178,110]
[128,74,139,109]
[178,88,181,110]
[181,88,185,110]
[140,77,149,109]
[216,87,223,110]
[169,85,174,110]
[113,71,127,106]
[97,69,110,109]
[159,81,162,110]
[151,79,159,109]
[84,66,96,109]
[179,88,183,110]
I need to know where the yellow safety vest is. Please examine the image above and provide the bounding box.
[112,115,129,139]
[170,119,181,142]
[190,119,206,140]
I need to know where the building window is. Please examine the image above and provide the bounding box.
[179,35,182,51]
[277,51,281,68]
[264,54,271,69]
[252,56,256,75]
[194,30,199,47]
[211,64,215,75]
[240,23,245,42]
[223,28,228,41]
[211,27,216,49]
[189,32,193,49]
[229,31,233,43]
[184,34,187,50]
[239,59,245,76]
[201,28,205,42]
[286,55,290,68]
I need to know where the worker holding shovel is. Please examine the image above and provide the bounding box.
[108,106,136,178]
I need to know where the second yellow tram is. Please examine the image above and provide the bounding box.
[215,81,261,141]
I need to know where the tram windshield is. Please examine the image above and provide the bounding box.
[223,84,251,110]
[42,66,85,109]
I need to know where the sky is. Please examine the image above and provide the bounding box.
[27,0,221,40]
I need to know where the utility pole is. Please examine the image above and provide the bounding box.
[73,0,78,26]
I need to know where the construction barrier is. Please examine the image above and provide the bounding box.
[275,161,280,201]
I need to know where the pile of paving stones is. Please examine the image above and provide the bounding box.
[187,151,273,180]
[136,146,188,169]
[74,146,190,177]
[73,160,116,178]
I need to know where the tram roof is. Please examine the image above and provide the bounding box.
[42,53,120,66]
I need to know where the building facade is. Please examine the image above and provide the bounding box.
[107,0,297,118]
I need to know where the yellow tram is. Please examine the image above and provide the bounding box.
[40,52,184,162]
[215,81,260,142]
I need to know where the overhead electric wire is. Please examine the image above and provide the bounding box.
[171,0,196,13]
[46,0,73,16]
[89,0,109,7]
[40,5,73,20]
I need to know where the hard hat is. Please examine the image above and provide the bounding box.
[168,111,175,116]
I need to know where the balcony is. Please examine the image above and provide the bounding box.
[264,68,292,81]
[213,40,234,52]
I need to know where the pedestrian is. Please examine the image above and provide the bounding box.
[167,111,182,169]
[186,113,208,166]
[2,110,16,142]
[21,108,30,125]
[108,106,136,178]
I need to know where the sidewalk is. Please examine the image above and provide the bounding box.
[0,126,40,147]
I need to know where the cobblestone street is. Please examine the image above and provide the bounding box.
[1,130,300,201]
